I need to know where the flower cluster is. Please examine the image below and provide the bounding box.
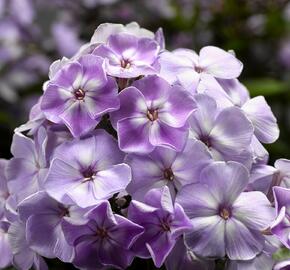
[0,22,289,270]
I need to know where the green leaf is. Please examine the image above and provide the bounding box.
[273,247,290,261]
[243,78,289,97]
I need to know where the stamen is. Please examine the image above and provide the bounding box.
[74,89,85,100]
[96,228,108,238]
[195,66,203,73]
[120,59,131,69]
[147,109,158,121]
[164,168,174,181]
[220,208,230,220]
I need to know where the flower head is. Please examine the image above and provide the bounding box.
[44,130,131,207]
[93,33,160,78]
[41,54,119,137]
[177,161,274,260]
[128,186,192,267]
[110,75,196,153]
[62,200,143,269]
[271,186,290,249]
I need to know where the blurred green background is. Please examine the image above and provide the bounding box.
[1,0,290,162]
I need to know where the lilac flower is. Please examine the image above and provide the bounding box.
[126,139,212,200]
[62,200,143,269]
[0,159,9,220]
[110,75,196,153]
[41,54,119,137]
[274,159,290,188]
[0,221,12,268]
[44,130,131,207]
[226,237,278,270]
[189,94,254,167]
[177,161,274,260]
[90,22,155,45]
[247,163,277,194]
[18,191,90,262]
[128,186,193,267]
[8,220,48,270]
[93,33,160,78]
[274,259,290,270]
[6,128,50,203]
[200,77,279,144]
[165,237,215,270]
[271,186,290,248]
[159,47,243,92]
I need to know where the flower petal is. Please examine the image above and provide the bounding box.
[199,46,243,78]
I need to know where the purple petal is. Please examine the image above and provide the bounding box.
[233,191,274,230]
[51,61,83,90]
[108,33,138,56]
[159,85,196,128]
[176,183,219,218]
[132,75,170,106]
[225,218,264,260]
[92,164,131,200]
[109,215,144,249]
[199,46,243,78]
[118,117,153,153]
[200,161,249,204]
[110,86,147,129]
[242,96,279,143]
[146,233,175,268]
[41,84,74,123]
[77,54,107,90]
[149,121,188,152]
[85,77,119,119]
[60,102,99,137]
[44,158,83,202]
[185,216,226,257]
[172,139,212,186]
[26,214,60,258]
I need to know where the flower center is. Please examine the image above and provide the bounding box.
[96,228,108,239]
[147,109,158,121]
[59,205,70,217]
[194,65,203,73]
[120,59,131,69]
[220,208,231,220]
[82,167,96,182]
[164,168,174,181]
[74,89,85,100]
[199,134,211,148]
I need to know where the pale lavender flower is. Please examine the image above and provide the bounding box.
[274,259,290,270]
[90,22,155,44]
[6,128,50,203]
[200,77,279,144]
[274,159,290,188]
[128,186,193,267]
[165,237,215,270]
[0,221,12,268]
[8,220,48,270]
[62,200,143,269]
[93,33,160,78]
[41,54,119,137]
[44,130,131,207]
[18,191,90,262]
[177,161,274,260]
[189,94,254,168]
[110,75,196,153]
[126,139,212,200]
[159,46,243,92]
[0,159,9,220]
[271,186,290,248]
